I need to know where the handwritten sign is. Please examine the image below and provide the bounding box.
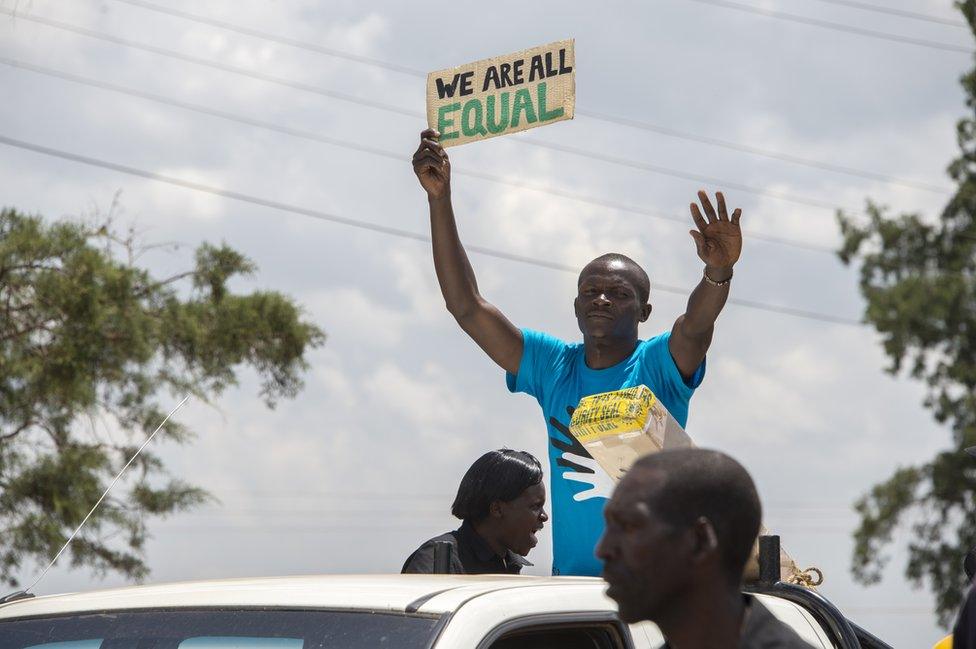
[426,39,575,147]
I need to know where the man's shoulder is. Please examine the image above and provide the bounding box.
[639,330,671,349]
[635,330,673,366]
[522,328,583,360]
[523,328,577,349]
[741,598,817,648]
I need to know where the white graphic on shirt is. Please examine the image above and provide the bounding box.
[561,452,615,501]
[549,405,614,502]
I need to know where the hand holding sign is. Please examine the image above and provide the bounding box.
[413,129,452,200]
[688,191,743,274]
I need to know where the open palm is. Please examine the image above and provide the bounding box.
[689,190,742,269]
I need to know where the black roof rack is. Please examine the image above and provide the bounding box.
[0,591,35,605]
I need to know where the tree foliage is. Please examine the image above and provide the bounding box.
[0,207,324,587]
[837,0,976,624]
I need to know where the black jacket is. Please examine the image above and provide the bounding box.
[401,521,532,575]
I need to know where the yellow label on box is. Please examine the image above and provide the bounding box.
[570,386,657,441]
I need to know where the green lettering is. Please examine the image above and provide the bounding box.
[461,99,487,137]
[486,93,510,134]
[437,103,461,140]
[510,88,537,127]
[537,82,564,122]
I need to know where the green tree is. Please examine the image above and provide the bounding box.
[0,206,324,588]
[837,0,976,624]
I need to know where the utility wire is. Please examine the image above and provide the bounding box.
[25,395,191,594]
[0,8,417,116]
[802,0,968,29]
[103,0,952,195]
[686,0,975,54]
[0,133,863,326]
[572,110,949,194]
[0,8,904,215]
[0,57,838,254]
[109,0,428,77]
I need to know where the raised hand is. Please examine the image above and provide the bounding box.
[412,128,451,200]
[688,190,742,273]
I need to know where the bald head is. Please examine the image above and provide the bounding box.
[627,448,762,583]
[579,253,650,304]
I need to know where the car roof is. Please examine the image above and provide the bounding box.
[0,576,837,648]
[0,574,603,619]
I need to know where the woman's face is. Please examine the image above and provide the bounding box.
[496,482,549,556]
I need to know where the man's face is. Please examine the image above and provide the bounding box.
[595,470,691,623]
[574,261,649,340]
[497,482,549,557]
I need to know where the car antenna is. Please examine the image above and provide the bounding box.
[0,395,191,605]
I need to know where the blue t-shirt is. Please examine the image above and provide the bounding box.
[506,328,705,577]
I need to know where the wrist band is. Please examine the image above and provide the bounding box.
[703,268,733,287]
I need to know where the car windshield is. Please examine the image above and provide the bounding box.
[0,608,441,649]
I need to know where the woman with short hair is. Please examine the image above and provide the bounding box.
[401,449,548,574]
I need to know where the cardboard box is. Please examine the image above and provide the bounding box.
[569,385,692,481]
[569,385,813,587]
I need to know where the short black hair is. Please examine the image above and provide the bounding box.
[579,253,651,303]
[965,546,976,581]
[632,448,762,584]
[451,449,543,522]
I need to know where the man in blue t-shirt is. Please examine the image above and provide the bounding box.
[412,129,744,576]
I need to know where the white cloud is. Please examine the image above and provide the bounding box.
[148,167,228,220]
[388,246,445,322]
[322,12,389,56]
[305,286,409,348]
[361,361,477,451]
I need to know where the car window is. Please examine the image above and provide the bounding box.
[488,624,626,649]
[23,640,100,649]
[180,639,304,649]
[0,609,440,649]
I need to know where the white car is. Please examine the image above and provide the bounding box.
[0,574,889,649]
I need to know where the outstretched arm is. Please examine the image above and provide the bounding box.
[413,129,523,374]
[669,190,742,380]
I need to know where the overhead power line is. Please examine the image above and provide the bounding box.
[0,8,418,115]
[110,0,427,77]
[802,0,968,28]
[104,0,952,195]
[0,8,874,217]
[0,57,835,253]
[570,110,949,194]
[686,0,975,54]
[0,134,863,326]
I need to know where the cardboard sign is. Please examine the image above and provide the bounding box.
[426,39,575,147]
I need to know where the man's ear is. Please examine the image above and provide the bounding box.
[640,303,652,323]
[574,296,582,318]
[489,500,504,519]
[689,516,719,564]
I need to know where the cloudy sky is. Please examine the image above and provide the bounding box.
[1,0,972,644]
